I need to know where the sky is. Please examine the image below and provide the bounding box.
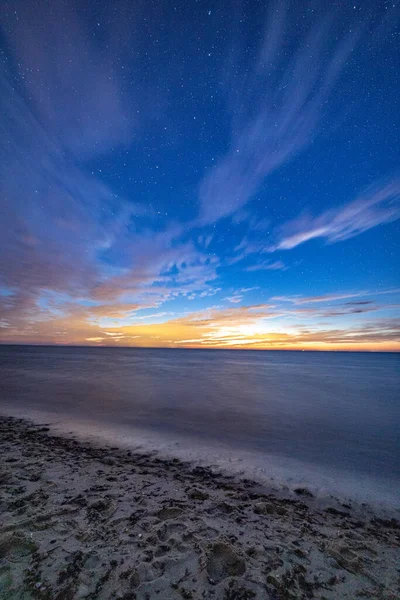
[0,0,399,351]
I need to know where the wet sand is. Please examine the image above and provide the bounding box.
[0,416,399,599]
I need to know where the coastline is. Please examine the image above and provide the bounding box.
[0,416,399,599]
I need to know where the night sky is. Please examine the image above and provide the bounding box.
[0,0,399,350]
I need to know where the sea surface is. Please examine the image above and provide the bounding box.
[1,345,399,506]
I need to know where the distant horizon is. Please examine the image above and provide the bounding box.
[1,342,399,354]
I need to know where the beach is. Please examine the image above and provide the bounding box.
[0,416,399,600]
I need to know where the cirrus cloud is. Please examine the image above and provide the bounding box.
[271,178,400,251]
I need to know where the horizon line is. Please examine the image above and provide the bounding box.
[0,343,398,354]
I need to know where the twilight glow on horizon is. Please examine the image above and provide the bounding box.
[0,0,399,351]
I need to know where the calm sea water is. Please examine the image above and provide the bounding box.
[1,345,399,505]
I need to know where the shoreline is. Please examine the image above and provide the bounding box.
[2,406,398,512]
[0,416,399,599]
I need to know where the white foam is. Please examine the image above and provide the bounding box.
[3,405,399,510]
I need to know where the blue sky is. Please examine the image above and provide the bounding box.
[0,0,399,349]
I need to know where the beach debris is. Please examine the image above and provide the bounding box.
[325,507,350,517]
[253,501,286,516]
[294,487,314,498]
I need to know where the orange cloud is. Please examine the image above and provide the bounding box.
[1,299,399,352]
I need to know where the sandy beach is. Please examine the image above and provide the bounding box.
[0,416,399,600]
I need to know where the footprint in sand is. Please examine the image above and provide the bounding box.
[206,541,246,583]
[0,533,37,562]
[156,521,186,541]
[156,506,183,521]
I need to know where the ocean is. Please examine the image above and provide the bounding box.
[1,345,399,506]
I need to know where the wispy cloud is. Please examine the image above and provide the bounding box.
[272,288,400,305]
[272,292,369,305]
[198,1,361,224]
[224,287,259,304]
[272,178,400,250]
[225,294,243,304]
[245,260,287,272]
[240,287,259,293]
